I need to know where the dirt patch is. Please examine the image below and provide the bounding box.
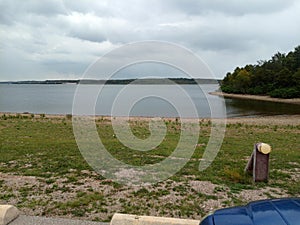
[189,181,217,195]
[0,172,39,188]
[277,167,300,182]
[225,115,300,126]
[236,187,289,202]
[0,171,295,221]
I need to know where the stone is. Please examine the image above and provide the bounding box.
[0,205,20,225]
[110,213,200,225]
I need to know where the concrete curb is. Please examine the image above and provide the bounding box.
[0,205,20,225]
[110,213,200,225]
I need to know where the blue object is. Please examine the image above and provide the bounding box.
[200,198,300,225]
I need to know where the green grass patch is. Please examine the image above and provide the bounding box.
[0,116,299,220]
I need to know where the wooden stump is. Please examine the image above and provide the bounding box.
[245,143,271,182]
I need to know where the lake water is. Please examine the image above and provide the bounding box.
[1,84,300,118]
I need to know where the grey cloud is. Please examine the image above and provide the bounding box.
[66,30,102,44]
[41,60,87,75]
[24,0,67,16]
[67,22,107,43]
[62,0,112,16]
[0,1,15,25]
[161,0,296,16]
[0,0,67,25]
[0,0,300,81]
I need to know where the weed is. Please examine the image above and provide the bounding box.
[223,168,243,183]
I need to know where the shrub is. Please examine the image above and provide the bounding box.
[269,87,300,98]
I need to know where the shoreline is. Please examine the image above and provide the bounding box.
[210,91,300,105]
[1,112,300,126]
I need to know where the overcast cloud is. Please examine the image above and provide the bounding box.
[1,0,300,81]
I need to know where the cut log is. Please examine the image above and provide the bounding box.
[245,143,271,182]
[257,143,272,154]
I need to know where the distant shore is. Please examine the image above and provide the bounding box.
[210,92,300,105]
[0,78,220,85]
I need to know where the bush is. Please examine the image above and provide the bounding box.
[269,87,300,98]
[247,86,265,95]
[221,85,240,94]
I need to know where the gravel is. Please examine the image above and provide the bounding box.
[10,215,109,225]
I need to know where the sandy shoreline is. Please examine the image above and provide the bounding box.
[210,91,300,105]
[1,112,300,126]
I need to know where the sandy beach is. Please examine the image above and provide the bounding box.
[210,92,300,105]
[1,112,300,126]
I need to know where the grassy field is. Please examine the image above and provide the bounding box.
[0,113,299,222]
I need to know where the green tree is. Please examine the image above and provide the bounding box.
[234,69,251,94]
[220,45,300,98]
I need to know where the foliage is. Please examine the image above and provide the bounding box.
[221,46,300,98]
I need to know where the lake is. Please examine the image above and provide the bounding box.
[1,84,300,118]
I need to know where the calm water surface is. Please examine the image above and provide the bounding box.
[1,84,300,118]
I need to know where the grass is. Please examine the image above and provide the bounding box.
[0,114,299,221]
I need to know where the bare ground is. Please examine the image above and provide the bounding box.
[0,170,294,221]
[1,112,300,126]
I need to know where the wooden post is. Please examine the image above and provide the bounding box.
[245,143,271,182]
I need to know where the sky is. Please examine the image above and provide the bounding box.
[1,0,300,81]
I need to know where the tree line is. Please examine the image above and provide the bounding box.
[220,46,300,98]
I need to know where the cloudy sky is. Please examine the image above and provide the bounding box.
[1,0,300,81]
